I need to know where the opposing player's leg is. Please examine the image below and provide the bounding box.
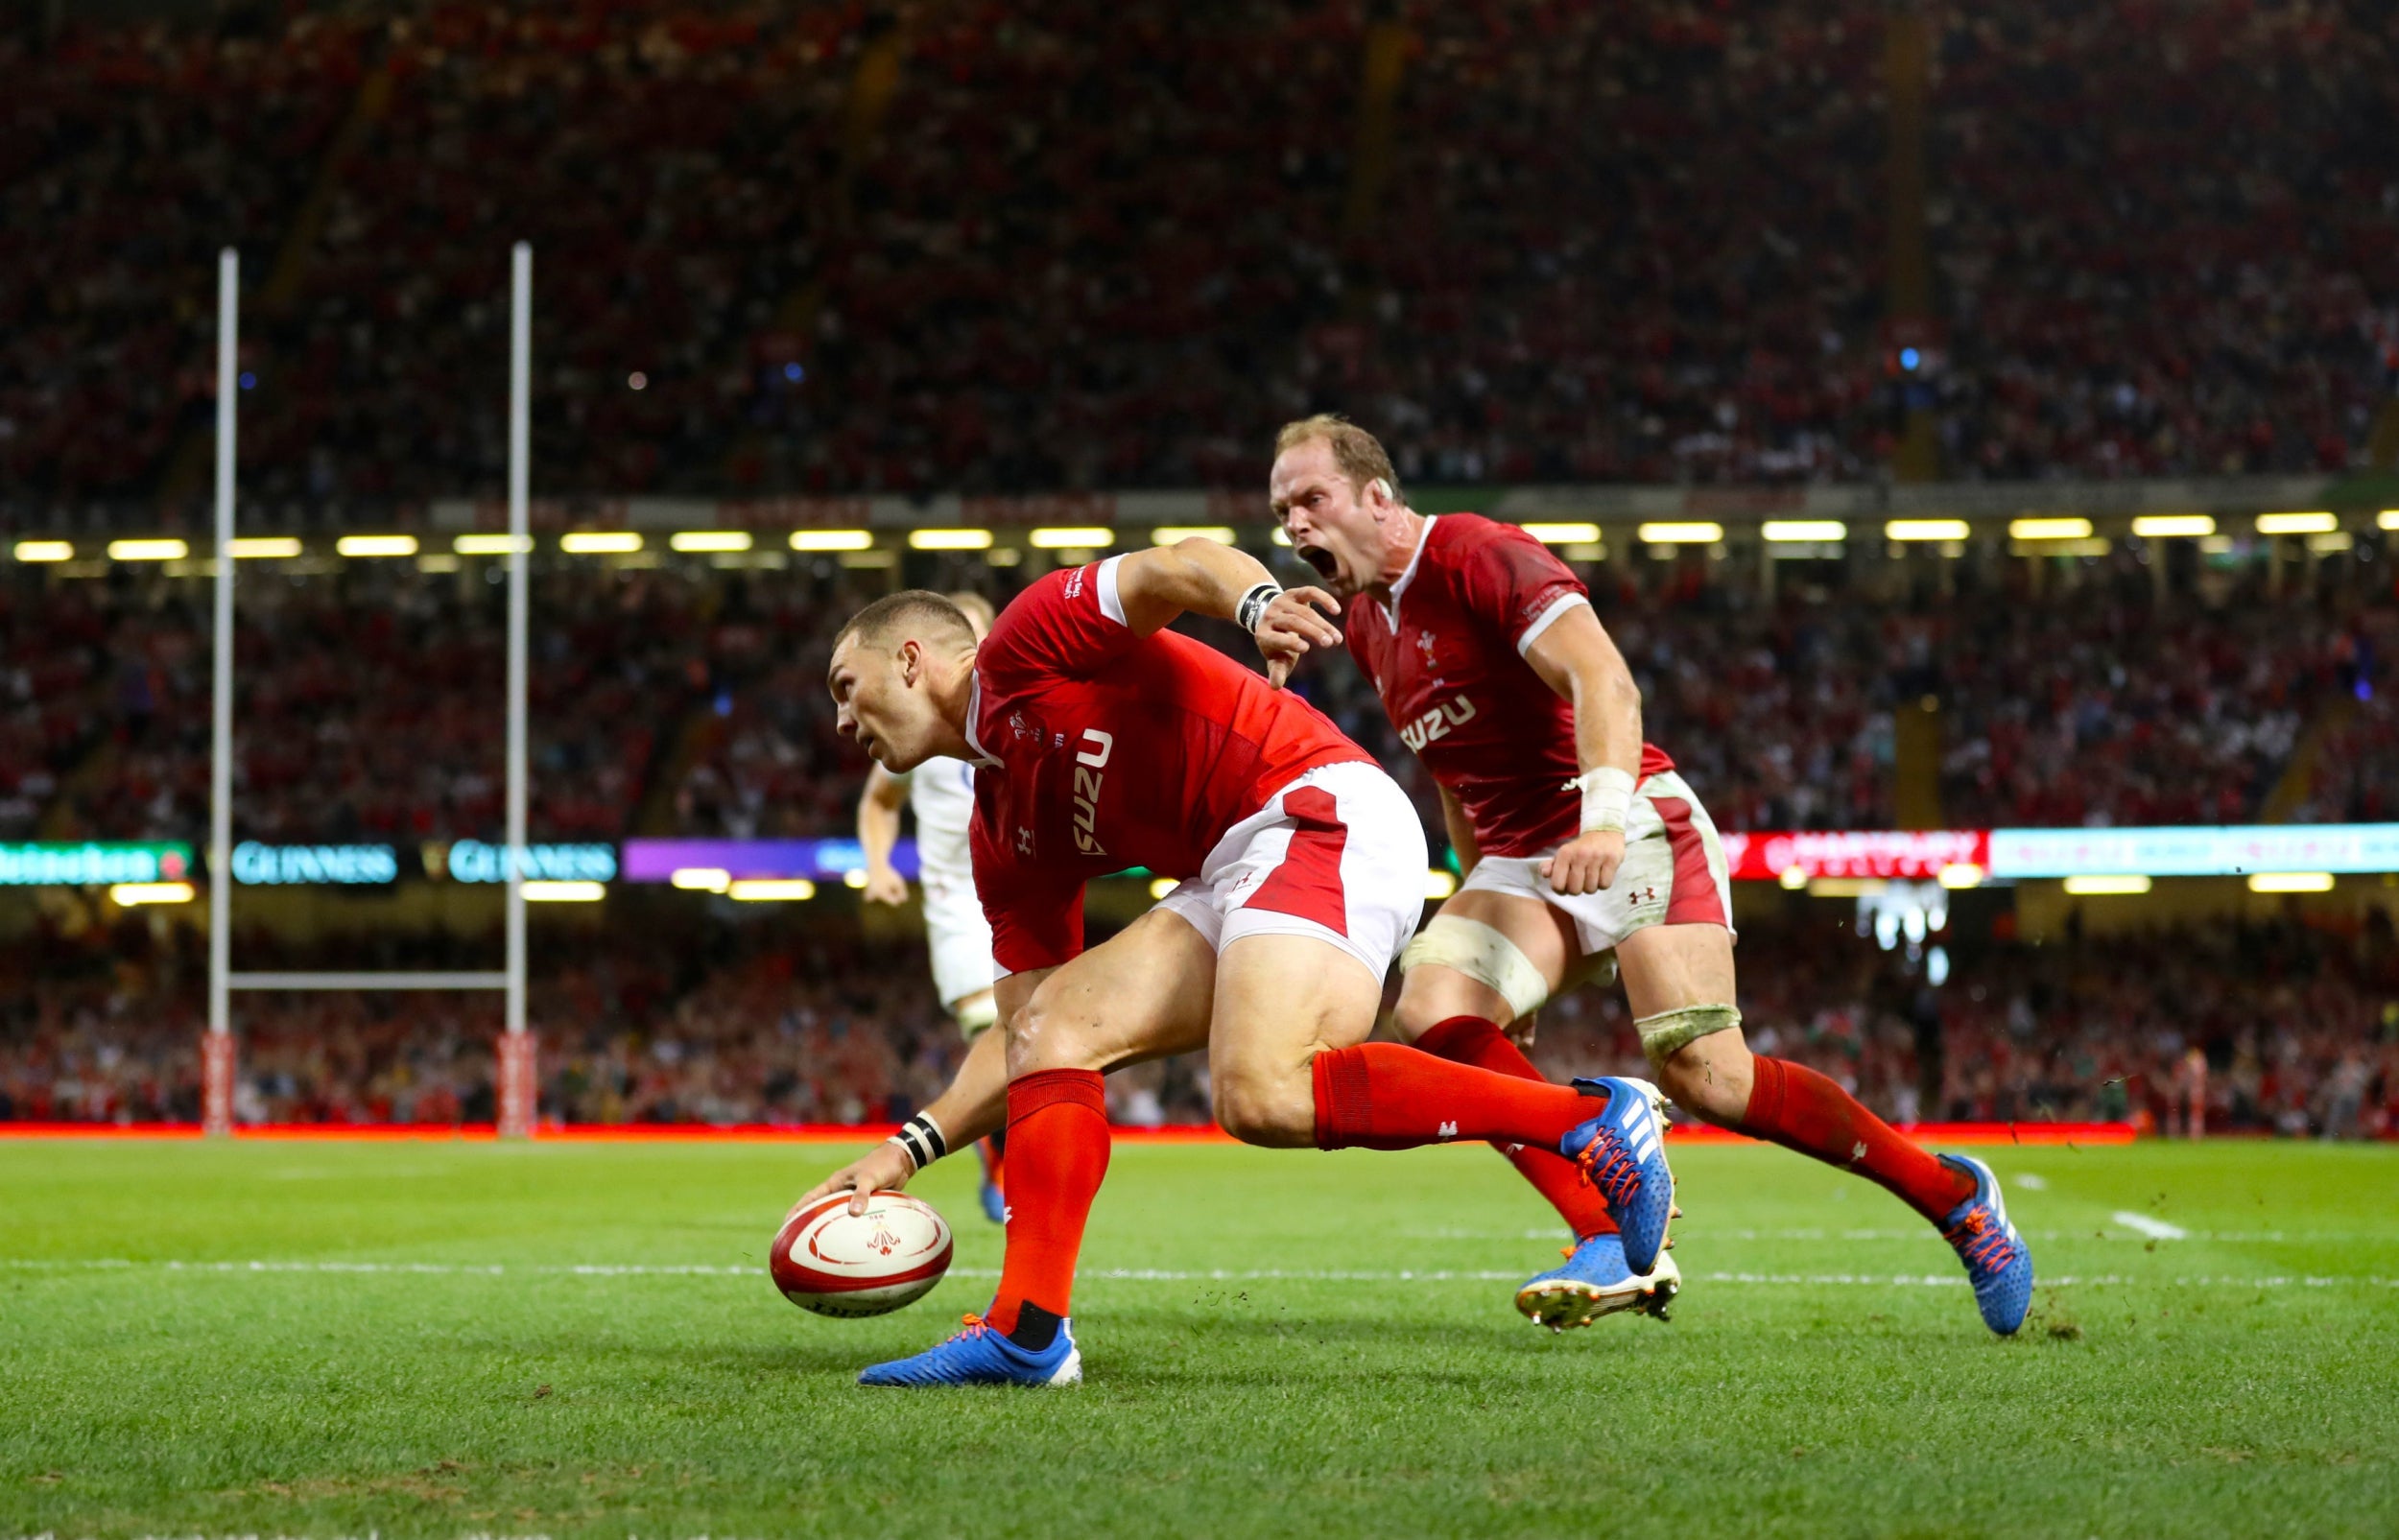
[860,909,1216,1388]
[1613,786,2031,1335]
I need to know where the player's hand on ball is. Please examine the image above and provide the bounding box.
[860,864,909,906]
[1255,587,1342,688]
[793,1141,916,1220]
[1539,829,1624,896]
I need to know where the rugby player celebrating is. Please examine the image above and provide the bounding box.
[804,539,1677,1386]
[1267,415,2033,1337]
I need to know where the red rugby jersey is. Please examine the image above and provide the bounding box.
[1344,513,1673,858]
[967,557,1370,974]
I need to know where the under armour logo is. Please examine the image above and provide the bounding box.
[1437,1120,1459,1141]
[1015,826,1035,855]
[1633,886,1659,905]
[1851,1141,1868,1164]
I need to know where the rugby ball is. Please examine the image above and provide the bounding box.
[770,1190,953,1318]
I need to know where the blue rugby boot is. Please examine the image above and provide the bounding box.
[1936,1153,2034,1336]
[857,1312,1082,1387]
[1560,1076,1675,1273]
[1515,1232,1681,1332]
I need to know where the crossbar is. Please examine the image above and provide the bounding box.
[226,972,510,991]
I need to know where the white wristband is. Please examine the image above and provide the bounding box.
[1567,766,1635,833]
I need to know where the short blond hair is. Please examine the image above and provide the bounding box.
[1273,414,1402,505]
[944,590,996,635]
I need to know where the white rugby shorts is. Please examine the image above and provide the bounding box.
[1461,769,1735,956]
[1152,759,1428,983]
[918,866,997,1010]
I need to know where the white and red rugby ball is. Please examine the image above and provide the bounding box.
[771,1190,953,1318]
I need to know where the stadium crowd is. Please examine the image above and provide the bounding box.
[4,0,2392,505]
[6,544,2391,845]
[5,903,2392,1140]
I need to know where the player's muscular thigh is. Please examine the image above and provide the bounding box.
[1392,887,1578,1035]
[1008,907,1217,1078]
[1207,934,1387,1148]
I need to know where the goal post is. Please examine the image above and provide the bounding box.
[202,244,539,1138]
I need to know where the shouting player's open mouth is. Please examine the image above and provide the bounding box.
[1294,539,1341,583]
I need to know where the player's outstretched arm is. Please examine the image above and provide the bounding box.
[855,763,911,905]
[1114,537,1342,685]
[790,968,1045,1218]
[1524,605,1645,896]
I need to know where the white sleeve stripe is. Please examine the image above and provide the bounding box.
[1096,555,1128,627]
[1513,592,1589,655]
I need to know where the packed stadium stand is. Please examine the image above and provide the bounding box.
[5,0,2392,504]
[6,545,2390,845]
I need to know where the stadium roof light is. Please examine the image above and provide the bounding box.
[1152,526,1237,545]
[1778,865,1808,890]
[1149,875,1178,900]
[1030,527,1116,550]
[2255,511,2338,535]
[1271,528,1294,547]
[2063,875,2151,895]
[907,529,994,551]
[728,878,817,901]
[453,533,533,555]
[109,881,194,906]
[1425,869,1459,900]
[2307,532,2354,555]
[1937,863,1984,889]
[13,540,73,562]
[2247,871,2334,893]
[669,531,752,553]
[842,868,869,889]
[559,531,644,555]
[2131,514,2214,538]
[2008,517,2093,541]
[670,867,730,892]
[1637,521,1722,545]
[1886,519,1970,542]
[228,537,302,558]
[1762,520,1847,543]
[108,538,190,561]
[1523,522,1603,545]
[523,880,606,902]
[2381,509,2399,532]
[335,534,418,557]
[791,529,874,552]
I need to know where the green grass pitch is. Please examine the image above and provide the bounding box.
[3,1135,2394,1539]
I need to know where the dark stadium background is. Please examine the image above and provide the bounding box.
[3,0,2395,1140]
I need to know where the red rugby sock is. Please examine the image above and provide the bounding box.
[986,1069,1109,1337]
[1736,1055,1973,1222]
[1311,1042,1595,1152]
[1414,1015,1617,1240]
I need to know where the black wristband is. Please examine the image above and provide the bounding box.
[1236,581,1281,633]
[888,1111,949,1172]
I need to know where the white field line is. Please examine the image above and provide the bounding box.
[1409,1226,2370,1243]
[1,1259,2392,1289]
[2109,1211,2191,1240]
